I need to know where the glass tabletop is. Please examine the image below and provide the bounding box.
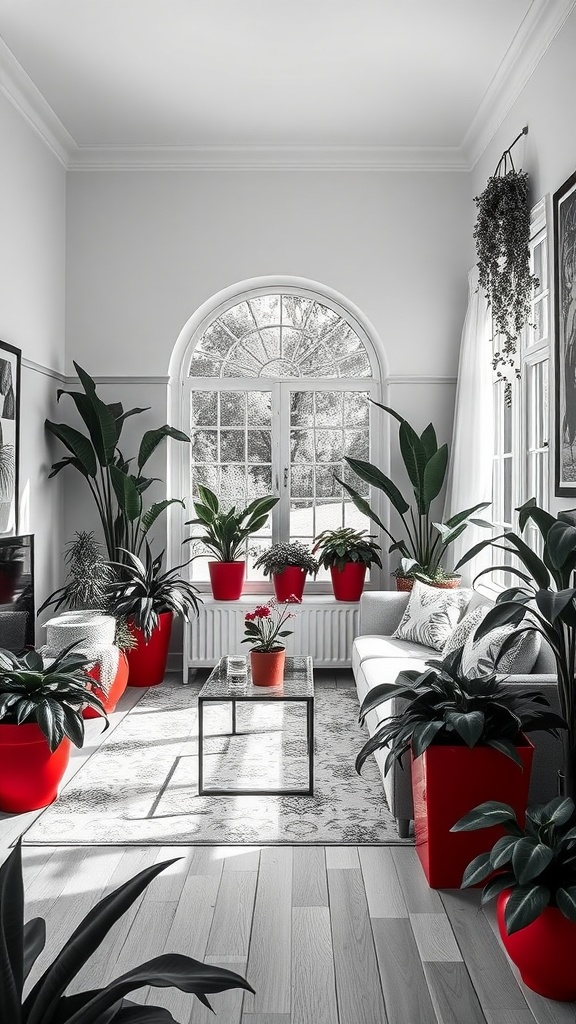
[198,655,314,700]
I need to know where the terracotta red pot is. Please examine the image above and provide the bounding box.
[411,738,533,889]
[126,611,174,687]
[209,561,245,600]
[497,891,576,1001]
[330,563,366,601]
[83,651,129,718]
[273,567,306,603]
[250,648,286,687]
[0,723,71,812]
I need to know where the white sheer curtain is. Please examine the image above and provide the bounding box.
[443,266,493,586]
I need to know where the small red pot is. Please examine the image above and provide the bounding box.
[0,723,71,813]
[497,891,576,1001]
[83,651,129,718]
[0,560,22,603]
[412,739,533,889]
[273,567,306,603]
[330,563,366,601]
[250,648,286,687]
[209,561,245,600]
[126,611,174,687]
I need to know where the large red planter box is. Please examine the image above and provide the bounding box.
[412,739,533,889]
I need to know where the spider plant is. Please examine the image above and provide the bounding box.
[108,544,201,640]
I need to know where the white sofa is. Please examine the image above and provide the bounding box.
[352,590,563,837]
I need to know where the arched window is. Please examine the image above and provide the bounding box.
[178,284,385,590]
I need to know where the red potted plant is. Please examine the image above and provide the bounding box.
[253,541,318,602]
[109,544,201,687]
[313,528,381,601]
[185,485,278,600]
[356,650,566,888]
[454,796,576,1001]
[0,644,107,812]
[241,599,297,687]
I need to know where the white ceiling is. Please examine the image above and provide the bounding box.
[0,0,571,166]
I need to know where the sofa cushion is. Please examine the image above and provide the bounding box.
[461,620,541,678]
[356,655,430,705]
[352,634,437,677]
[442,605,487,657]
[392,579,472,651]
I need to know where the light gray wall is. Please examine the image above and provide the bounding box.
[469,7,576,516]
[0,91,67,621]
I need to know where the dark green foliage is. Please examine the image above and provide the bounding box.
[474,169,538,399]
[312,528,382,572]
[108,545,201,641]
[185,485,278,563]
[253,541,319,577]
[0,842,254,1023]
[456,498,576,795]
[452,797,576,934]
[0,644,107,752]
[45,363,190,561]
[355,649,565,777]
[338,403,490,580]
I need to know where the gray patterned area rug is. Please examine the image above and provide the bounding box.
[23,677,409,846]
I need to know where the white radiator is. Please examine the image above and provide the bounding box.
[185,595,360,675]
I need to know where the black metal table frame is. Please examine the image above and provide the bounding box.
[198,693,315,796]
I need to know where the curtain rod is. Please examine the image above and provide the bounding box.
[494,126,528,176]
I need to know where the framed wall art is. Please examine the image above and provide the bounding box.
[553,169,576,495]
[0,341,21,534]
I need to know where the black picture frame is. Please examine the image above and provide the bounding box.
[0,341,21,534]
[553,169,576,496]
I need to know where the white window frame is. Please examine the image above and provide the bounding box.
[169,282,387,594]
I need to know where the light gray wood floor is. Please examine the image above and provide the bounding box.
[2,670,575,1023]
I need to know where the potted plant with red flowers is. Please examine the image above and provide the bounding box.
[253,542,318,602]
[241,600,297,687]
[312,528,382,601]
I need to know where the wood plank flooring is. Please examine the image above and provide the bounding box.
[2,671,575,1023]
[5,842,575,1024]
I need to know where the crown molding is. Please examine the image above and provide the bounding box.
[0,35,75,167]
[67,144,468,172]
[463,0,576,169]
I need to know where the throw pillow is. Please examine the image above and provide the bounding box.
[442,606,487,658]
[392,580,472,652]
[460,619,541,678]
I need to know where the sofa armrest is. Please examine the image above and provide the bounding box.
[359,591,410,637]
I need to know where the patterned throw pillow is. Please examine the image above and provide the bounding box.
[460,619,541,678]
[392,580,472,652]
[442,606,487,658]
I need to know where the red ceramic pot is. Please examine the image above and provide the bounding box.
[83,651,129,718]
[0,723,71,812]
[209,561,245,600]
[126,611,174,687]
[273,567,306,603]
[411,738,533,889]
[250,648,286,687]
[330,563,366,601]
[497,891,576,1001]
[0,560,22,603]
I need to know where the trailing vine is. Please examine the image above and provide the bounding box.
[473,153,538,403]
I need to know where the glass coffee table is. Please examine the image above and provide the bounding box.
[197,655,314,796]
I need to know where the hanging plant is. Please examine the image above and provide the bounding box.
[473,138,538,402]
